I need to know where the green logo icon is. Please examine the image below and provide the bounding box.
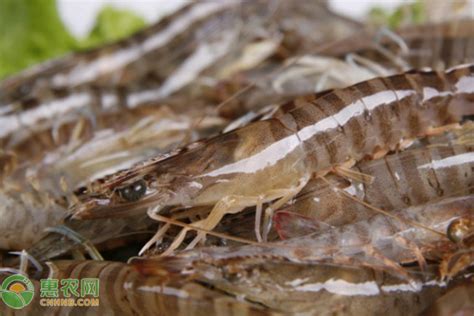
[0,274,35,309]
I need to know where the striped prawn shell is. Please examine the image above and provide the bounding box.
[271,64,474,174]
[321,19,474,71]
[286,141,474,226]
[0,260,273,316]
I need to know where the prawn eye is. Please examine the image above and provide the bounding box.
[117,180,147,202]
[447,217,474,244]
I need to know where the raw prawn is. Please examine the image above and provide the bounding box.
[71,65,474,253]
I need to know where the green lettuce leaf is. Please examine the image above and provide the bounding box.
[80,5,146,49]
[368,0,425,29]
[0,0,77,79]
[0,1,147,79]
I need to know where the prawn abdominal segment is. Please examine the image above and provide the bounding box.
[70,65,474,252]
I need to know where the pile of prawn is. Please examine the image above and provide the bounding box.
[1,1,474,315]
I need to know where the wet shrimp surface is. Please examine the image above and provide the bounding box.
[1,2,474,315]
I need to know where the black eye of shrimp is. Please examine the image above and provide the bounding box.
[117,180,147,202]
[447,217,474,244]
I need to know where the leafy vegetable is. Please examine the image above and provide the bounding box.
[368,0,425,29]
[0,1,147,79]
[0,0,77,79]
[80,5,146,49]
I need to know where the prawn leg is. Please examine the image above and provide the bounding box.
[163,184,307,254]
[425,123,462,136]
[45,225,103,261]
[362,244,413,281]
[394,235,428,271]
[3,251,43,278]
[345,53,390,76]
[440,249,474,280]
[262,179,308,241]
[255,197,264,242]
[139,222,171,256]
[163,195,253,255]
[372,27,410,70]
[332,165,375,184]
